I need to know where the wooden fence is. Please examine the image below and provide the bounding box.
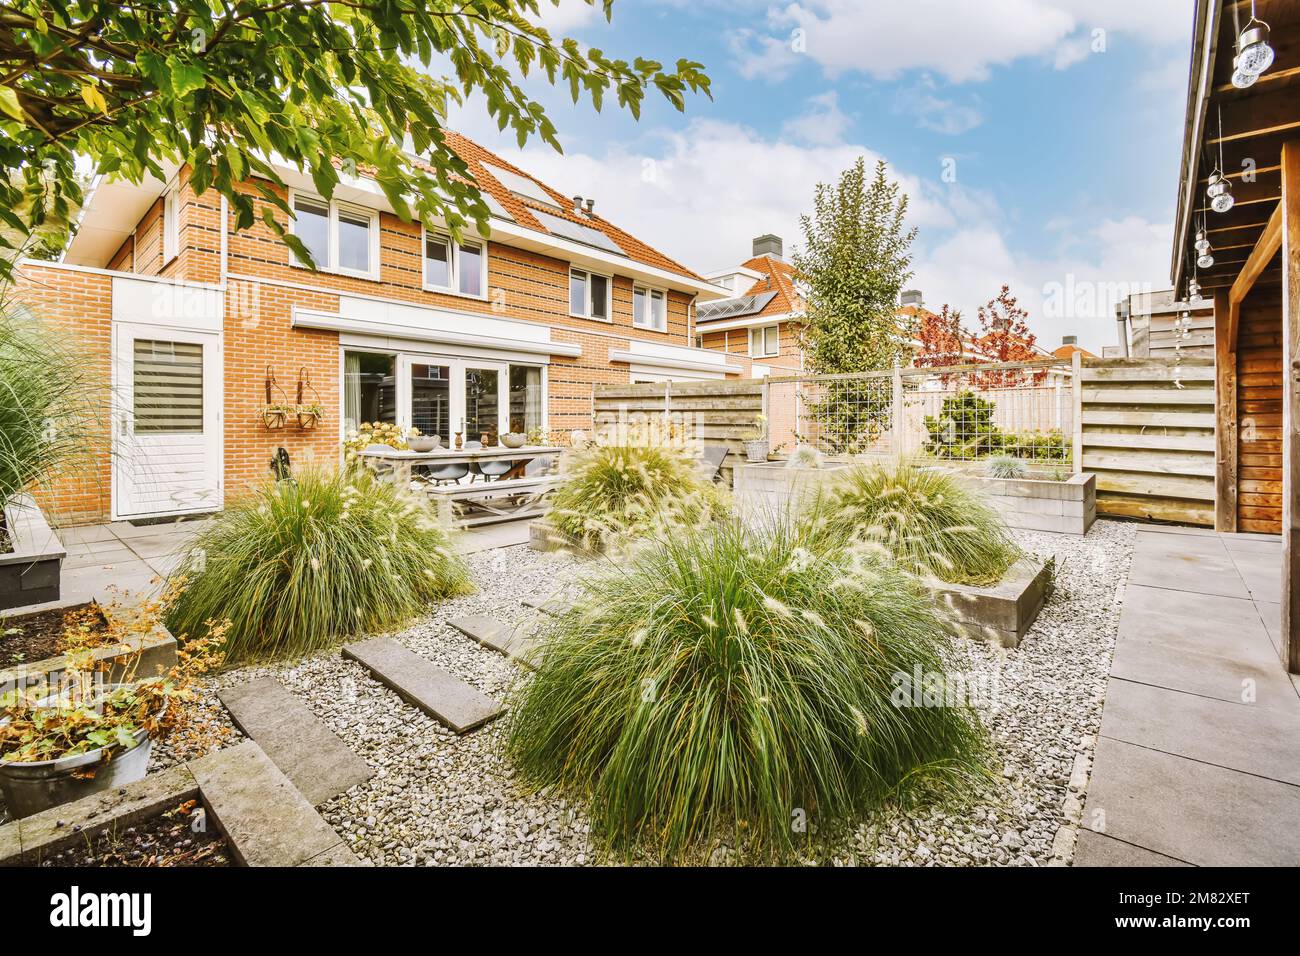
[592,380,764,486]
[1076,355,1217,526]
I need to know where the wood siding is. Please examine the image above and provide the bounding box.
[1236,286,1283,533]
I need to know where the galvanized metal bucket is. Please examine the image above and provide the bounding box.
[0,685,157,819]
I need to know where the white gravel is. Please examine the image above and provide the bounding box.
[157,519,1134,866]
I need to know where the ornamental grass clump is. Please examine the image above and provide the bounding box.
[164,466,471,663]
[811,460,1021,587]
[545,442,728,548]
[505,512,987,863]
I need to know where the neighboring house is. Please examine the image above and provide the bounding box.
[695,235,805,376]
[1051,336,1097,361]
[10,131,745,525]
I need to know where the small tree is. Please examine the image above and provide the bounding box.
[971,285,1047,386]
[912,304,967,383]
[793,158,916,453]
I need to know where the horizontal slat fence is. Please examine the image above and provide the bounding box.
[592,380,765,486]
[1077,356,1216,526]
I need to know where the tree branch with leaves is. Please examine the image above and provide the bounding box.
[0,0,711,280]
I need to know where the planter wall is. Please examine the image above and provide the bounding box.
[733,461,851,512]
[935,556,1053,649]
[0,495,66,611]
[0,601,178,697]
[971,472,1096,535]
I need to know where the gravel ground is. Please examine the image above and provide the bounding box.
[149,519,1133,867]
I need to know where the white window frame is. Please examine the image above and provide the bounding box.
[288,189,381,280]
[633,285,667,332]
[162,187,179,263]
[750,324,780,358]
[569,267,613,322]
[421,226,489,300]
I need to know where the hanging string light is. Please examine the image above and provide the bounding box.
[1207,107,1235,213]
[1195,217,1214,268]
[1236,1,1275,78]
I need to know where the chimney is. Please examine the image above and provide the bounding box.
[572,195,583,214]
[752,234,783,260]
[1061,334,1078,346]
[900,289,924,309]
[1115,299,1131,357]
[584,198,595,215]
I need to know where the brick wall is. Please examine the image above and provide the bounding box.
[8,262,114,525]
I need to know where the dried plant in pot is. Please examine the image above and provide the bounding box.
[296,403,324,429]
[0,608,228,818]
[261,404,292,430]
[743,413,769,462]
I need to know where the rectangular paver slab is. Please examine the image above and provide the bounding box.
[342,637,505,733]
[1074,829,1191,867]
[521,593,573,616]
[1083,736,1300,867]
[450,615,542,668]
[219,677,372,806]
[189,741,350,867]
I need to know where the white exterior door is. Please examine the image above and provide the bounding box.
[395,357,509,444]
[113,323,223,520]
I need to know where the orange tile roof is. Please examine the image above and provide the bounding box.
[1052,343,1096,359]
[440,131,707,283]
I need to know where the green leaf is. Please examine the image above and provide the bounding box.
[0,86,23,122]
[168,57,206,98]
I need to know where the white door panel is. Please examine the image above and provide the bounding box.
[113,324,223,520]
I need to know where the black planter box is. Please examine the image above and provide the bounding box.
[0,495,66,611]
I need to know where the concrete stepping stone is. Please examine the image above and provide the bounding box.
[449,615,542,669]
[342,637,505,734]
[521,593,573,616]
[189,741,360,867]
[218,677,372,806]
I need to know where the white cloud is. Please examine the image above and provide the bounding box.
[725,0,1190,84]
[530,0,604,34]
[894,87,984,135]
[780,91,851,145]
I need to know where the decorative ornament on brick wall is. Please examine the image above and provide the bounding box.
[262,366,291,429]
[295,367,324,430]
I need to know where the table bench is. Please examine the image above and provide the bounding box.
[422,474,562,528]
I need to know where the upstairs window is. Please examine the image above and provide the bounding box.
[289,192,378,278]
[750,324,779,358]
[569,268,610,321]
[633,286,667,331]
[423,231,487,297]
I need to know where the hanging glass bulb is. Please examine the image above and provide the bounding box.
[1237,18,1275,77]
[1197,250,1215,269]
[1207,171,1235,213]
[1194,228,1210,255]
[1188,280,1202,303]
[1231,53,1259,89]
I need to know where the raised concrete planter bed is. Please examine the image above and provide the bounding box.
[934,556,1054,648]
[0,600,177,696]
[733,460,852,511]
[970,472,1096,536]
[0,495,66,611]
[0,741,361,866]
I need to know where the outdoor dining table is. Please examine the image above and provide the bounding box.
[358,444,565,527]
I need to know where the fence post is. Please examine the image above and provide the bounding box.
[1054,377,1063,431]
[1071,351,1083,473]
[891,361,904,458]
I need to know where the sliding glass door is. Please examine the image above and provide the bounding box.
[462,365,503,445]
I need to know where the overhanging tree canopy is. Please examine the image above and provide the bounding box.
[0,0,710,279]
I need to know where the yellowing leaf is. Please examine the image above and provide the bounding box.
[79,83,108,113]
[0,86,24,122]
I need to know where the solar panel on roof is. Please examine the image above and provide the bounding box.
[483,163,562,211]
[480,192,514,222]
[697,290,777,321]
[530,209,627,257]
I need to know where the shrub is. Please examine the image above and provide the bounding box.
[165,467,471,662]
[505,513,986,862]
[784,445,825,469]
[999,429,1068,462]
[545,442,728,548]
[342,421,413,467]
[0,305,93,525]
[923,390,1000,460]
[985,455,1026,479]
[810,460,1021,586]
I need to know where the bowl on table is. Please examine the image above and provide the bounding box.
[408,436,442,452]
[499,432,527,449]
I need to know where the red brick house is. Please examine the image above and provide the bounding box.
[696,235,805,376]
[11,132,744,525]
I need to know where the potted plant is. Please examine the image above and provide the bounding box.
[743,413,769,463]
[296,403,324,429]
[261,404,292,429]
[0,612,227,818]
[526,426,548,446]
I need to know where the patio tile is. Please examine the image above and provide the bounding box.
[1257,601,1282,655]
[1083,736,1300,867]
[1125,549,1249,599]
[1132,524,1219,538]
[53,523,119,545]
[1073,829,1191,867]
[120,532,195,560]
[1229,551,1282,604]
[457,522,531,554]
[450,615,541,667]
[1222,535,1284,554]
[1111,635,1296,710]
[1133,530,1229,558]
[1098,677,1300,786]
[57,561,161,605]
[218,677,372,806]
[60,541,138,570]
[342,637,505,734]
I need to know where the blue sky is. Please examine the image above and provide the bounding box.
[449,1,1196,352]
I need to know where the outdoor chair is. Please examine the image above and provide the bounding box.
[699,445,729,483]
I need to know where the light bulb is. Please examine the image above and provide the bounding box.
[1237,23,1275,76]
[1194,230,1210,255]
[1231,55,1259,89]
[1197,252,1215,269]
[1207,172,1234,213]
